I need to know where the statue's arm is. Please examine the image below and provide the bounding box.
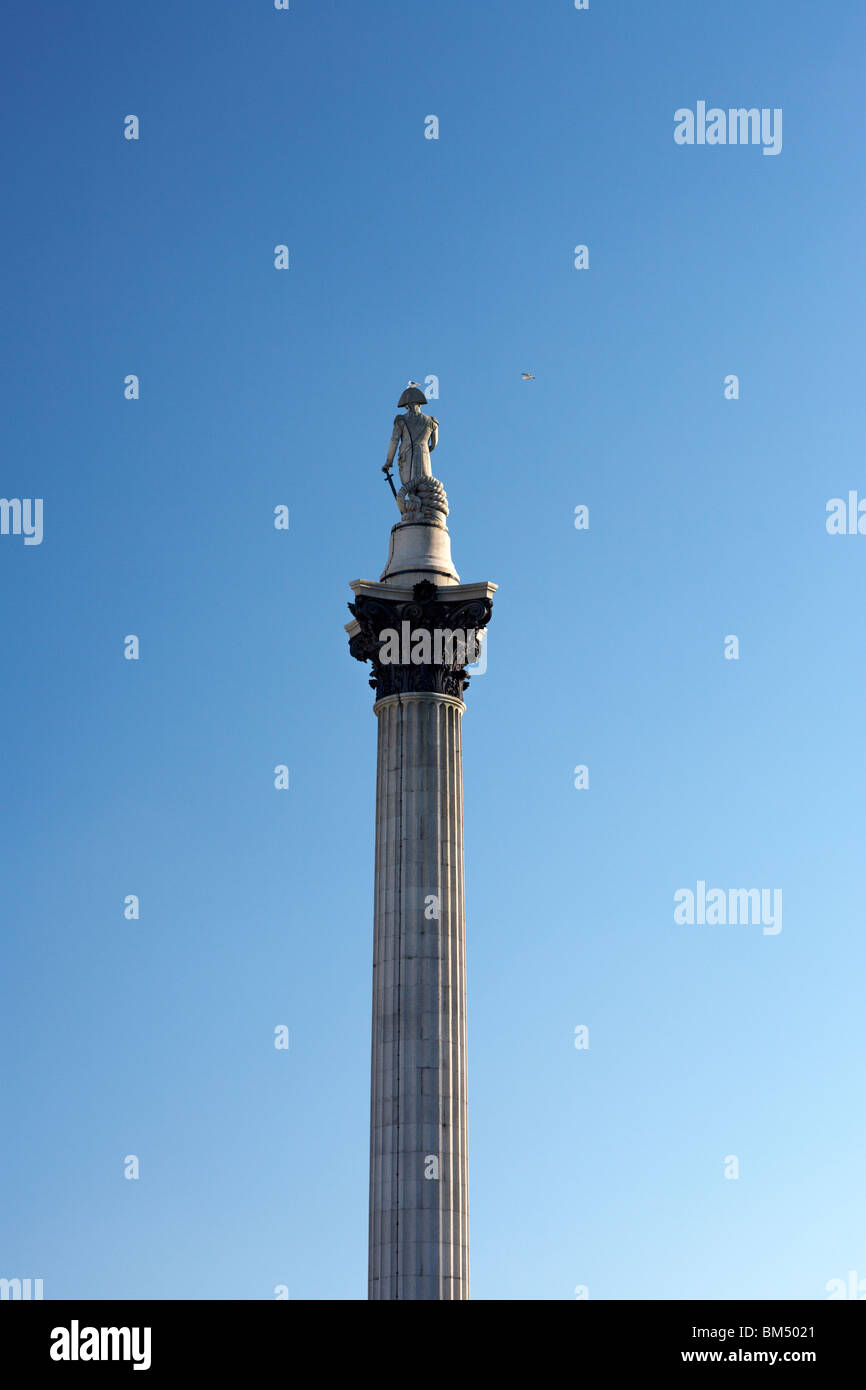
[384,417,402,471]
[428,417,438,452]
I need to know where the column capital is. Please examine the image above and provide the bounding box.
[348,579,494,702]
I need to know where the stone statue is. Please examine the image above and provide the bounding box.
[383,384,448,523]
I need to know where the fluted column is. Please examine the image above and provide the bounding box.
[369,691,469,1300]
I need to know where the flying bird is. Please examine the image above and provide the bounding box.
[521,372,535,380]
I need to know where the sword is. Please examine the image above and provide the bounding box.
[383,467,398,499]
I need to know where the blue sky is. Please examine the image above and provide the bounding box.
[2,0,866,1300]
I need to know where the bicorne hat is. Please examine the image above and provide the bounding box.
[397,383,428,408]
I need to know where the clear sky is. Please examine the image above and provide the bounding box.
[2,0,865,1301]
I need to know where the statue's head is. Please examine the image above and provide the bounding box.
[398,384,428,409]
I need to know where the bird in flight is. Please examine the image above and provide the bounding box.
[521,372,535,380]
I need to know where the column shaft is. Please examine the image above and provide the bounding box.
[368,691,469,1300]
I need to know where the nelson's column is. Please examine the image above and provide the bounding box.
[346,383,496,1300]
